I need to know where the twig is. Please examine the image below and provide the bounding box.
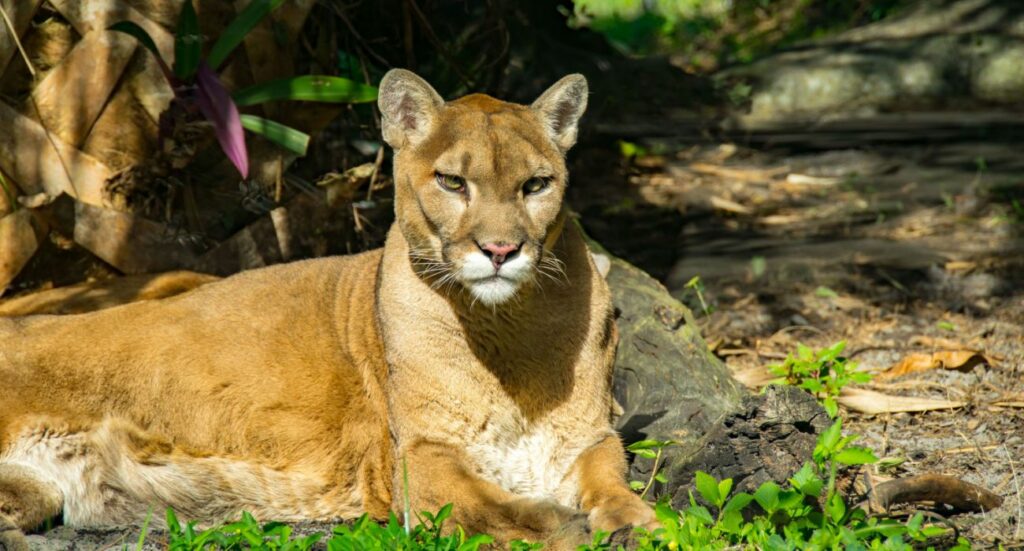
[274,155,283,203]
[365,145,384,202]
[939,444,1000,456]
[847,345,900,359]
[405,0,472,88]
[325,2,391,69]
[639,446,664,501]
[769,324,825,340]
[1005,446,1023,541]
[954,429,992,464]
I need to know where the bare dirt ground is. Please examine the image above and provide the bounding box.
[572,130,1024,548]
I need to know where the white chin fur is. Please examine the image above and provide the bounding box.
[461,251,532,305]
[468,278,520,305]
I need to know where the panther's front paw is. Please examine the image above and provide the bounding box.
[0,514,28,551]
[588,492,657,533]
[508,497,583,534]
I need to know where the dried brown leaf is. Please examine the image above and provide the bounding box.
[838,387,966,415]
[879,350,992,379]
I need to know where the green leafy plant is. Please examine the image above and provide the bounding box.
[684,276,714,318]
[167,509,323,550]
[627,439,675,499]
[166,506,495,551]
[630,418,951,550]
[110,0,377,178]
[327,505,493,551]
[768,341,871,418]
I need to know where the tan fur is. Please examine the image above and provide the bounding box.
[0,70,652,548]
[0,271,220,317]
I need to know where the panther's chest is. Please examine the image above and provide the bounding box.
[465,416,593,504]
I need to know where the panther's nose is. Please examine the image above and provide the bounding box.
[477,242,521,270]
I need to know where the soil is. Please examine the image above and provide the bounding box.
[571,125,1024,547]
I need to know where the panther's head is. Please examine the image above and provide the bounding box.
[378,69,588,306]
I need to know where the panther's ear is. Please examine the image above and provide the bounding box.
[378,69,444,149]
[531,74,588,152]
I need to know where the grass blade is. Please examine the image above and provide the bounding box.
[233,75,378,106]
[135,507,153,551]
[108,21,172,80]
[240,115,310,156]
[173,0,201,80]
[207,0,286,70]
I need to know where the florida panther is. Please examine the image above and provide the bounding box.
[0,69,654,549]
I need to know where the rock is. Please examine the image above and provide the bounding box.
[602,251,747,481]
[720,0,1024,119]
[663,385,830,507]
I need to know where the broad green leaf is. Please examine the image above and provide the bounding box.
[837,434,859,451]
[722,492,753,513]
[174,0,201,80]
[907,513,923,531]
[626,439,664,451]
[459,533,495,550]
[654,498,678,525]
[234,75,378,106]
[851,372,873,384]
[815,285,838,298]
[790,463,824,497]
[834,446,879,466]
[763,534,790,551]
[750,255,766,278]
[815,418,843,459]
[797,343,814,361]
[208,0,286,70]
[921,526,950,538]
[240,115,310,157]
[654,472,667,483]
[753,481,780,513]
[819,340,846,362]
[629,480,645,491]
[687,504,714,525]
[823,397,839,418]
[718,478,733,503]
[694,471,720,505]
[800,379,824,393]
[434,502,453,525]
[826,493,846,524]
[633,448,657,459]
[778,489,805,510]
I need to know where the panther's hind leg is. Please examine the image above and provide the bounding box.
[3,417,362,529]
[0,464,62,551]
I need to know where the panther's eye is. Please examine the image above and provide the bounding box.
[523,177,549,195]
[436,173,466,193]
